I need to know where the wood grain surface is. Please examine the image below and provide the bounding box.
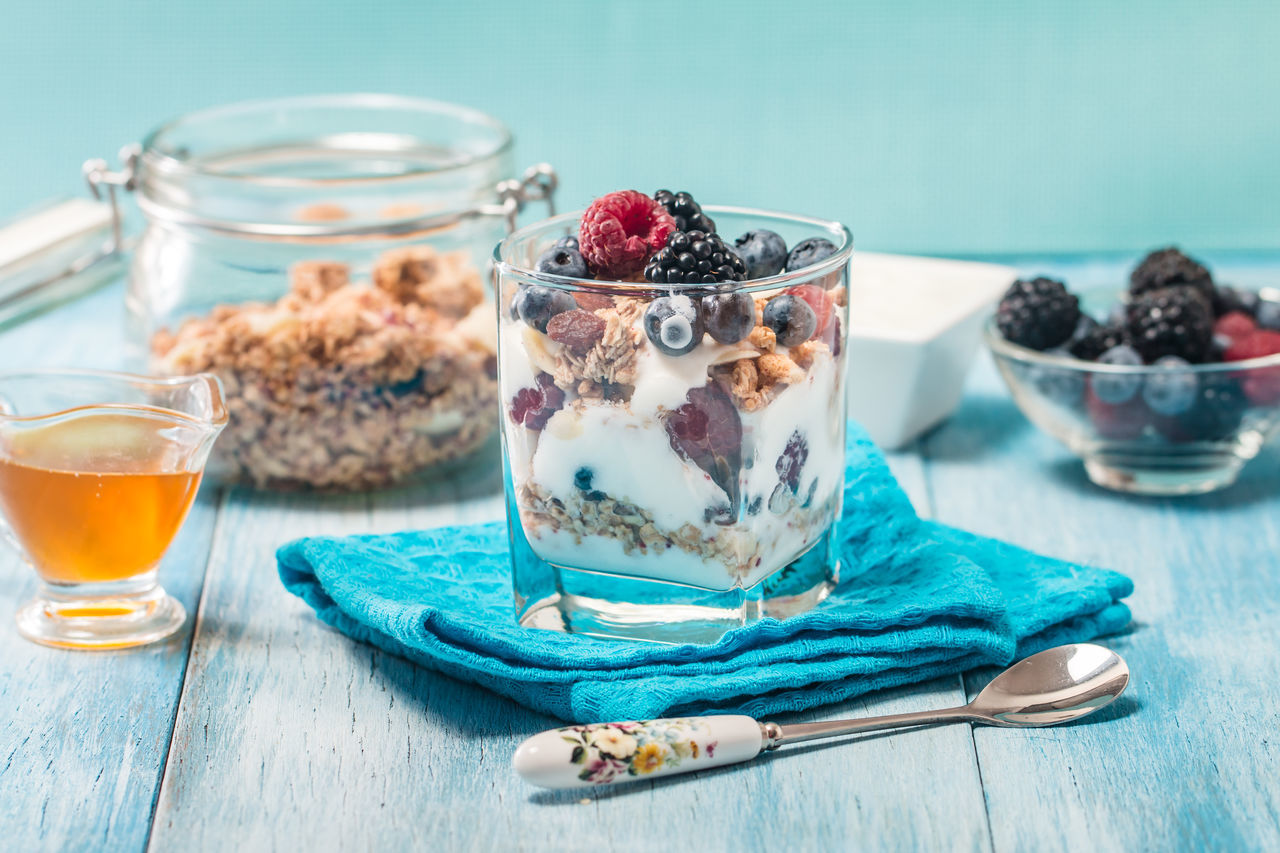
[1,257,1278,851]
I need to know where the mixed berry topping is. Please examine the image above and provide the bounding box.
[507,189,845,363]
[578,190,676,279]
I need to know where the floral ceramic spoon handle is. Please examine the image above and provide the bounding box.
[513,716,765,789]
[513,645,1132,789]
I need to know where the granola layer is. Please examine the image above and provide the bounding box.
[152,246,497,490]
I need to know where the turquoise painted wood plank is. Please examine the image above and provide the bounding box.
[921,256,1280,852]
[147,437,994,851]
[0,283,220,850]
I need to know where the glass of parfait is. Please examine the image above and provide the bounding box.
[495,195,852,643]
[0,369,227,649]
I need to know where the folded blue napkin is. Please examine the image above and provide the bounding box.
[278,423,1133,723]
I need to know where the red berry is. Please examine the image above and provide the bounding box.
[1226,331,1280,404]
[1085,386,1148,440]
[508,373,565,430]
[1214,311,1257,344]
[578,191,675,279]
[785,284,834,336]
[1224,329,1280,362]
[664,384,742,503]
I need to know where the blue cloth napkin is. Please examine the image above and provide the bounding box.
[277,423,1133,723]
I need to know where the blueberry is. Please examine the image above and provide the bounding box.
[784,237,837,273]
[747,495,763,515]
[1142,356,1199,416]
[1258,300,1280,331]
[552,235,579,250]
[762,294,817,346]
[702,292,756,344]
[733,230,788,280]
[514,286,576,333]
[573,467,594,491]
[1091,344,1144,404]
[643,295,704,356]
[535,246,589,278]
[1027,349,1085,405]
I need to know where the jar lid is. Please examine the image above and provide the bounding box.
[130,94,517,238]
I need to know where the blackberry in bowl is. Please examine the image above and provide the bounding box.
[986,271,1280,495]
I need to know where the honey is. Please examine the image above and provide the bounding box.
[0,407,204,585]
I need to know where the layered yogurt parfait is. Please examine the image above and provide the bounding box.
[496,190,852,642]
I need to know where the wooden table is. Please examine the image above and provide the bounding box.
[3,255,1279,852]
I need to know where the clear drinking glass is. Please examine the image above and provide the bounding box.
[0,369,227,649]
[495,207,853,643]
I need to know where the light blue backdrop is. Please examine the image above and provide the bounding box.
[2,0,1278,255]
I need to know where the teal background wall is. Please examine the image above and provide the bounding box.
[2,0,1278,255]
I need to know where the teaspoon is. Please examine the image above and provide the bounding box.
[513,642,1129,789]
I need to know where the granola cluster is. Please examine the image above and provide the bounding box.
[151,246,498,490]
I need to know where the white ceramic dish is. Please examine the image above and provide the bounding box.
[846,252,1016,448]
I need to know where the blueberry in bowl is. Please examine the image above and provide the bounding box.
[986,250,1280,495]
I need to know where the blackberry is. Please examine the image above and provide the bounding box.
[995,277,1081,351]
[1130,247,1215,303]
[654,190,716,234]
[644,230,746,284]
[1125,285,1214,363]
[1069,323,1129,361]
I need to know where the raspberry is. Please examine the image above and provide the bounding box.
[546,309,606,355]
[508,373,565,430]
[1224,329,1280,405]
[1223,329,1280,362]
[1215,311,1258,344]
[578,191,676,279]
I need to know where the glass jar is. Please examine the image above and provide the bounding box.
[93,94,555,491]
[495,207,853,644]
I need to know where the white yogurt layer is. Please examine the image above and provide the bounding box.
[532,404,724,533]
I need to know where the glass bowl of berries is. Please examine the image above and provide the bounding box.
[494,189,852,643]
[986,248,1280,495]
